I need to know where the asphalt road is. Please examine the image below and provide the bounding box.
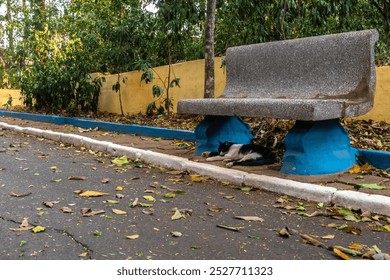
[0,130,389,260]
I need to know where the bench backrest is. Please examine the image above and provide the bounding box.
[223,30,378,102]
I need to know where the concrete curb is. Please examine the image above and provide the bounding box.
[1,121,390,216]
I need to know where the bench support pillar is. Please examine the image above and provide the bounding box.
[281,119,358,175]
[194,116,253,156]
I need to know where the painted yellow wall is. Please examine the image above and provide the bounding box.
[0,89,24,107]
[1,62,389,123]
[96,57,226,115]
[357,66,390,122]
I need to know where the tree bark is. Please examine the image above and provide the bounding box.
[204,0,216,99]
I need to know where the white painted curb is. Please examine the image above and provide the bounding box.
[1,121,390,216]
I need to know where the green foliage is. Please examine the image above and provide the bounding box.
[0,0,388,116]
[135,59,180,115]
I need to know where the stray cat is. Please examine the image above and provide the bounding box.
[202,141,276,168]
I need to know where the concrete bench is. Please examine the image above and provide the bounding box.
[178,30,380,175]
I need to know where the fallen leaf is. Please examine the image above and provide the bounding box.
[10,218,34,231]
[52,179,62,183]
[189,174,208,182]
[43,200,61,208]
[116,194,124,199]
[235,216,264,222]
[217,225,245,232]
[143,195,156,202]
[79,252,88,257]
[142,208,155,215]
[79,191,110,197]
[112,209,127,215]
[208,207,223,213]
[9,192,32,198]
[355,183,386,190]
[279,227,291,237]
[68,176,87,180]
[163,192,176,198]
[171,231,182,237]
[333,247,352,260]
[321,234,335,240]
[348,243,364,250]
[101,178,110,184]
[32,226,46,233]
[50,166,58,171]
[341,226,362,235]
[130,198,139,207]
[106,200,119,204]
[115,186,124,191]
[60,207,73,213]
[126,234,139,240]
[171,210,185,220]
[80,208,105,217]
[333,245,362,257]
[300,234,328,249]
[111,155,129,165]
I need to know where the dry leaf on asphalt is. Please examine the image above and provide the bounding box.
[9,218,34,231]
[60,207,73,213]
[80,208,105,217]
[9,192,32,198]
[126,234,139,240]
[43,200,61,208]
[32,226,46,233]
[112,209,127,215]
[68,175,87,180]
[79,191,110,197]
[217,225,245,232]
[333,247,352,260]
[300,234,328,249]
[235,216,264,222]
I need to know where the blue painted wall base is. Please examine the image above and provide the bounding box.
[194,116,253,156]
[357,149,390,169]
[281,119,358,175]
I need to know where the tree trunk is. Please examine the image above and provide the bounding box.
[204,0,216,99]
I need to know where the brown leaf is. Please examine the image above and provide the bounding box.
[279,227,291,237]
[208,207,223,213]
[235,216,264,222]
[68,176,88,180]
[300,234,328,249]
[60,207,73,213]
[9,192,32,198]
[80,208,105,217]
[9,218,34,231]
[43,200,61,208]
[101,178,110,184]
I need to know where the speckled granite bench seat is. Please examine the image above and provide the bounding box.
[178,30,379,121]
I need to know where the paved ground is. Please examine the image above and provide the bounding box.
[0,118,390,259]
[2,116,389,198]
[1,128,390,261]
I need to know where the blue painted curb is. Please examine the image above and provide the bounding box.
[0,110,195,142]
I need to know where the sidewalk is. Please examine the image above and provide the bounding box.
[1,115,389,216]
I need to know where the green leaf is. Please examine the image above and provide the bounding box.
[152,85,163,97]
[356,184,386,190]
[32,226,46,233]
[111,155,129,165]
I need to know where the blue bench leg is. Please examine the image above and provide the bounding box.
[281,119,358,175]
[194,116,253,156]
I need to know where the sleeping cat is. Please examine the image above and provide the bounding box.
[202,141,276,168]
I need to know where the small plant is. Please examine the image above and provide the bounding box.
[2,95,13,110]
[134,59,180,116]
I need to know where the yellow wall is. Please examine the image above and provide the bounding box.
[0,89,24,107]
[357,66,390,122]
[1,61,389,123]
[96,57,226,115]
